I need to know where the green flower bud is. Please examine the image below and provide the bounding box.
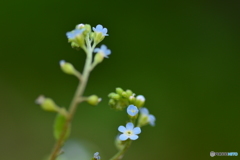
[84,24,91,33]
[115,135,126,150]
[59,60,76,75]
[93,52,104,64]
[110,93,120,100]
[109,99,116,105]
[138,114,149,127]
[116,87,124,95]
[126,89,133,97]
[108,92,115,98]
[75,23,85,29]
[121,92,128,98]
[129,94,136,103]
[87,95,101,106]
[35,95,58,112]
[134,95,145,107]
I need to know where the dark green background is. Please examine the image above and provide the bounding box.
[0,0,239,159]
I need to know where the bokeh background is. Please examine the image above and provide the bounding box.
[0,0,239,159]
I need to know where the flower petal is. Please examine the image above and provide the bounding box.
[119,134,128,141]
[140,108,149,115]
[118,126,126,132]
[129,134,139,140]
[93,48,100,53]
[149,115,156,126]
[126,122,134,130]
[133,127,141,134]
[96,24,103,30]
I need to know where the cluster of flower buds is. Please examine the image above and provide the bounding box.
[108,87,146,110]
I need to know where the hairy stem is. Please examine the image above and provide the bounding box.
[49,36,93,160]
[110,140,132,160]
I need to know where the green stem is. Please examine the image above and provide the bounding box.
[110,140,132,160]
[49,35,93,160]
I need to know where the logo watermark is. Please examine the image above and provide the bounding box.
[210,151,238,157]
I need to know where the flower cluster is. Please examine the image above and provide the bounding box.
[66,23,109,49]
[110,88,156,143]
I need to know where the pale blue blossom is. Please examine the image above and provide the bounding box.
[118,122,141,141]
[66,29,85,39]
[92,24,108,36]
[140,108,156,126]
[127,105,139,116]
[93,152,100,160]
[93,45,111,58]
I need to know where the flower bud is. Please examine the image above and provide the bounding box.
[35,95,58,112]
[108,99,116,108]
[93,52,104,64]
[87,95,101,106]
[135,95,145,107]
[126,90,133,97]
[59,60,76,75]
[75,23,85,29]
[115,135,126,150]
[108,93,120,100]
[121,92,128,98]
[116,87,124,95]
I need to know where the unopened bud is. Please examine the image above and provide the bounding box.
[35,95,58,112]
[87,95,101,106]
[59,60,76,75]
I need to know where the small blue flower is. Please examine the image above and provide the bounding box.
[140,108,156,126]
[92,24,108,36]
[93,45,111,58]
[66,29,85,39]
[93,152,101,160]
[127,105,139,116]
[118,122,141,141]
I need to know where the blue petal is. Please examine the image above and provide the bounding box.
[93,48,100,53]
[119,134,128,141]
[140,108,149,115]
[126,122,134,130]
[133,127,141,134]
[129,135,138,140]
[149,115,156,126]
[118,126,126,132]
[96,24,103,30]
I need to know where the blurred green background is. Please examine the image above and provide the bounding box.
[0,0,239,159]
